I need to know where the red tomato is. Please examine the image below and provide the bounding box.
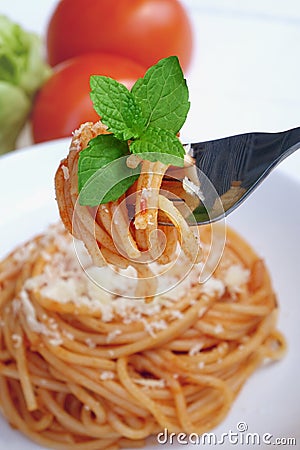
[31,53,146,143]
[46,0,193,71]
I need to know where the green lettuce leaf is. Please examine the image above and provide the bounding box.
[0,15,52,153]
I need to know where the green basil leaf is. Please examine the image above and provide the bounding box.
[78,134,140,206]
[90,75,146,141]
[131,56,190,134]
[130,127,185,167]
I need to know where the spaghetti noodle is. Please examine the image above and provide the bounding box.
[0,222,285,449]
[54,121,202,299]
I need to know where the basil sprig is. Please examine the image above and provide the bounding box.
[78,56,190,206]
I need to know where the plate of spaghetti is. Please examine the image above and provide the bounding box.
[0,57,300,450]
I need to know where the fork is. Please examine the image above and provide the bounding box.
[160,126,300,225]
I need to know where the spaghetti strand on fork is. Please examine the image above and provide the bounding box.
[55,121,202,299]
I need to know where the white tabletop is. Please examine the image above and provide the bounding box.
[0,0,299,180]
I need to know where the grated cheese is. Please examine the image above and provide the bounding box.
[223,265,250,294]
[11,334,22,348]
[200,277,225,299]
[100,371,115,380]
[214,324,224,334]
[16,225,202,326]
[19,289,62,345]
[85,338,96,349]
[189,342,204,356]
[14,223,252,336]
[133,378,165,388]
[61,165,69,180]
[62,330,74,341]
[169,310,183,320]
[182,176,205,201]
[126,154,142,169]
[141,187,152,199]
[48,318,58,330]
[106,329,122,343]
[12,241,37,263]
[48,337,63,346]
[141,319,167,337]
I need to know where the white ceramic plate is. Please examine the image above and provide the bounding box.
[0,141,299,450]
